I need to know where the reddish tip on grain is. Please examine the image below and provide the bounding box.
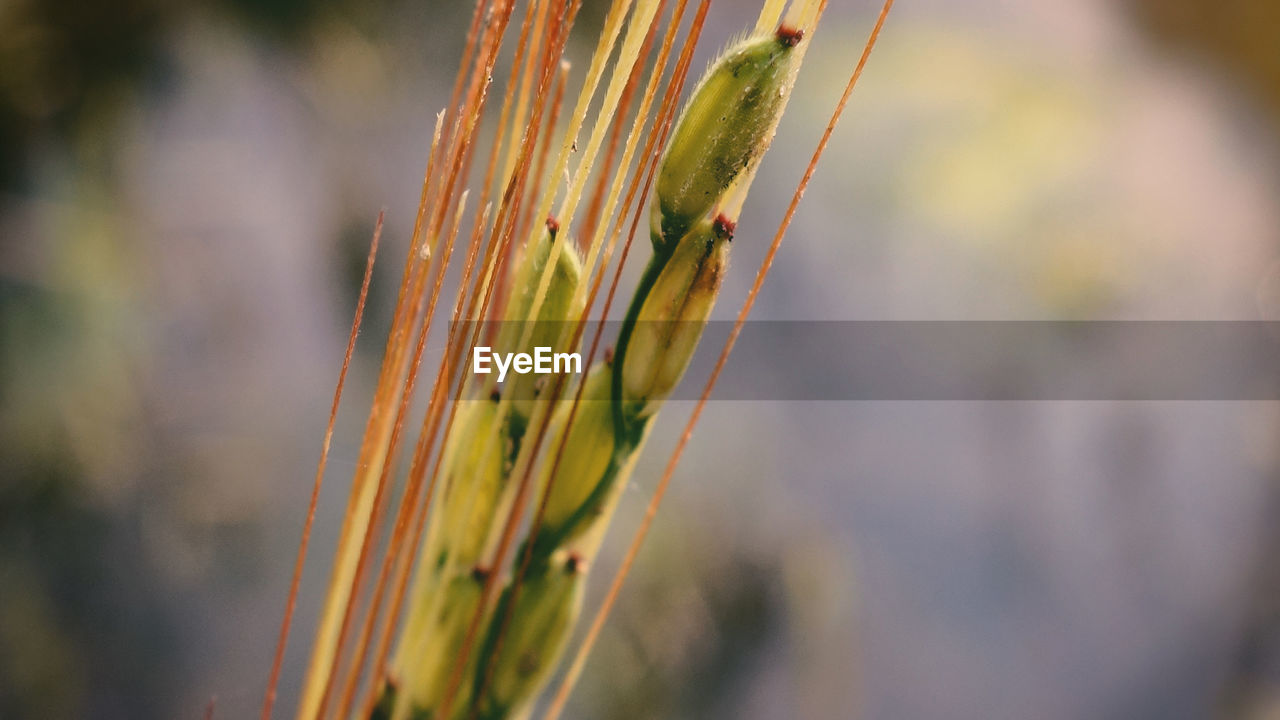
[776,25,804,47]
[565,552,586,574]
[546,215,561,235]
[471,565,491,583]
[603,346,615,365]
[489,388,501,403]
[713,214,736,241]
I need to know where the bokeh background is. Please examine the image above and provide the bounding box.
[4,0,1280,718]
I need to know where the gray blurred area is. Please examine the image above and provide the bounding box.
[3,0,1280,718]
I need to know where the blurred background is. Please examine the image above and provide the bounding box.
[3,0,1280,718]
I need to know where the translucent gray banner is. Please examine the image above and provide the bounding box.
[452,321,1280,400]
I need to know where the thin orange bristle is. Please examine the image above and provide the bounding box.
[577,0,664,251]
[260,210,380,720]
[518,60,570,251]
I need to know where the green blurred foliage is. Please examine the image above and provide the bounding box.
[0,185,175,718]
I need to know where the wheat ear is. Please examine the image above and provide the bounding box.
[382,12,818,720]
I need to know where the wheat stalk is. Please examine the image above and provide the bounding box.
[380,11,816,720]
[259,1,894,719]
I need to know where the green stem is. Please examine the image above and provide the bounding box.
[611,243,672,438]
